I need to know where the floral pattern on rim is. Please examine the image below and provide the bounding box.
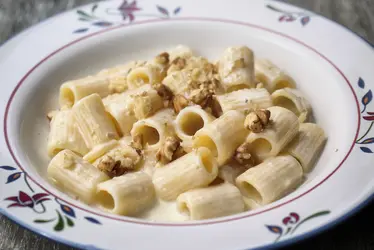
[355,77,374,153]
[74,0,182,34]
[1,166,102,232]
[266,211,330,242]
[266,4,313,26]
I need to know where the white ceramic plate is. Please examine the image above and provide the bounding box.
[1,0,374,249]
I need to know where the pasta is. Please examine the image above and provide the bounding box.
[193,110,248,165]
[47,109,89,156]
[286,123,326,172]
[245,106,299,162]
[60,76,110,108]
[162,70,191,95]
[97,172,155,215]
[177,183,245,220]
[46,46,326,221]
[214,88,273,115]
[236,155,303,205]
[59,61,147,108]
[126,65,163,89]
[131,108,175,151]
[73,93,119,149]
[175,105,215,151]
[153,147,218,201]
[272,88,312,123]
[218,46,255,92]
[102,84,152,135]
[132,87,164,120]
[255,59,296,92]
[48,150,109,204]
[96,60,146,77]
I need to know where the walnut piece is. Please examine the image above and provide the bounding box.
[173,94,191,113]
[211,96,223,117]
[153,83,173,101]
[184,78,220,112]
[234,142,254,167]
[156,137,181,164]
[97,155,132,178]
[171,57,186,69]
[244,109,271,133]
[97,146,141,178]
[155,52,170,65]
[189,86,214,108]
[172,146,186,161]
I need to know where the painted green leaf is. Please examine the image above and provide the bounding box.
[92,4,98,13]
[34,218,55,223]
[65,216,75,227]
[77,10,92,18]
[53,210,64,231]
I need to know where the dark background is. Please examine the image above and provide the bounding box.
[0,0,374,249]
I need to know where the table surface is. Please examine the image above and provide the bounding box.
[1,0,374,249]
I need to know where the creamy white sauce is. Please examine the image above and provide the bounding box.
[136,199,189,222]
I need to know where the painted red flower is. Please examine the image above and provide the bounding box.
[118,0,141,22]
[278,15,296,22]
[4,191,50,209]
[282,212,300,225]
[363,112,374,121]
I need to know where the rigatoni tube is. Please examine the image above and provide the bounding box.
[103,84,152,135]
[132,88,164,120]
[236,155,303,205]
[97,172,155,215]
[47,110,89,157]
[153,147,218,201]
[245,106,299,162]
[126,65,162,89]
[73,94,119,149]
[175,105,215,151]
[59,76,110,108]
[272,88,312,123]
[176,183,245,220]
[215,88,273,115]
[131,108,175,151]
[193,110,248,165]
[47,150,109,204]
[286,123,326,172]
[218,46,255,92]
[162,70,191,95]
[255,59,296,92]
[96,61,146,76]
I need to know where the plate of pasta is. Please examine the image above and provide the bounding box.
[1,0,374,249]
